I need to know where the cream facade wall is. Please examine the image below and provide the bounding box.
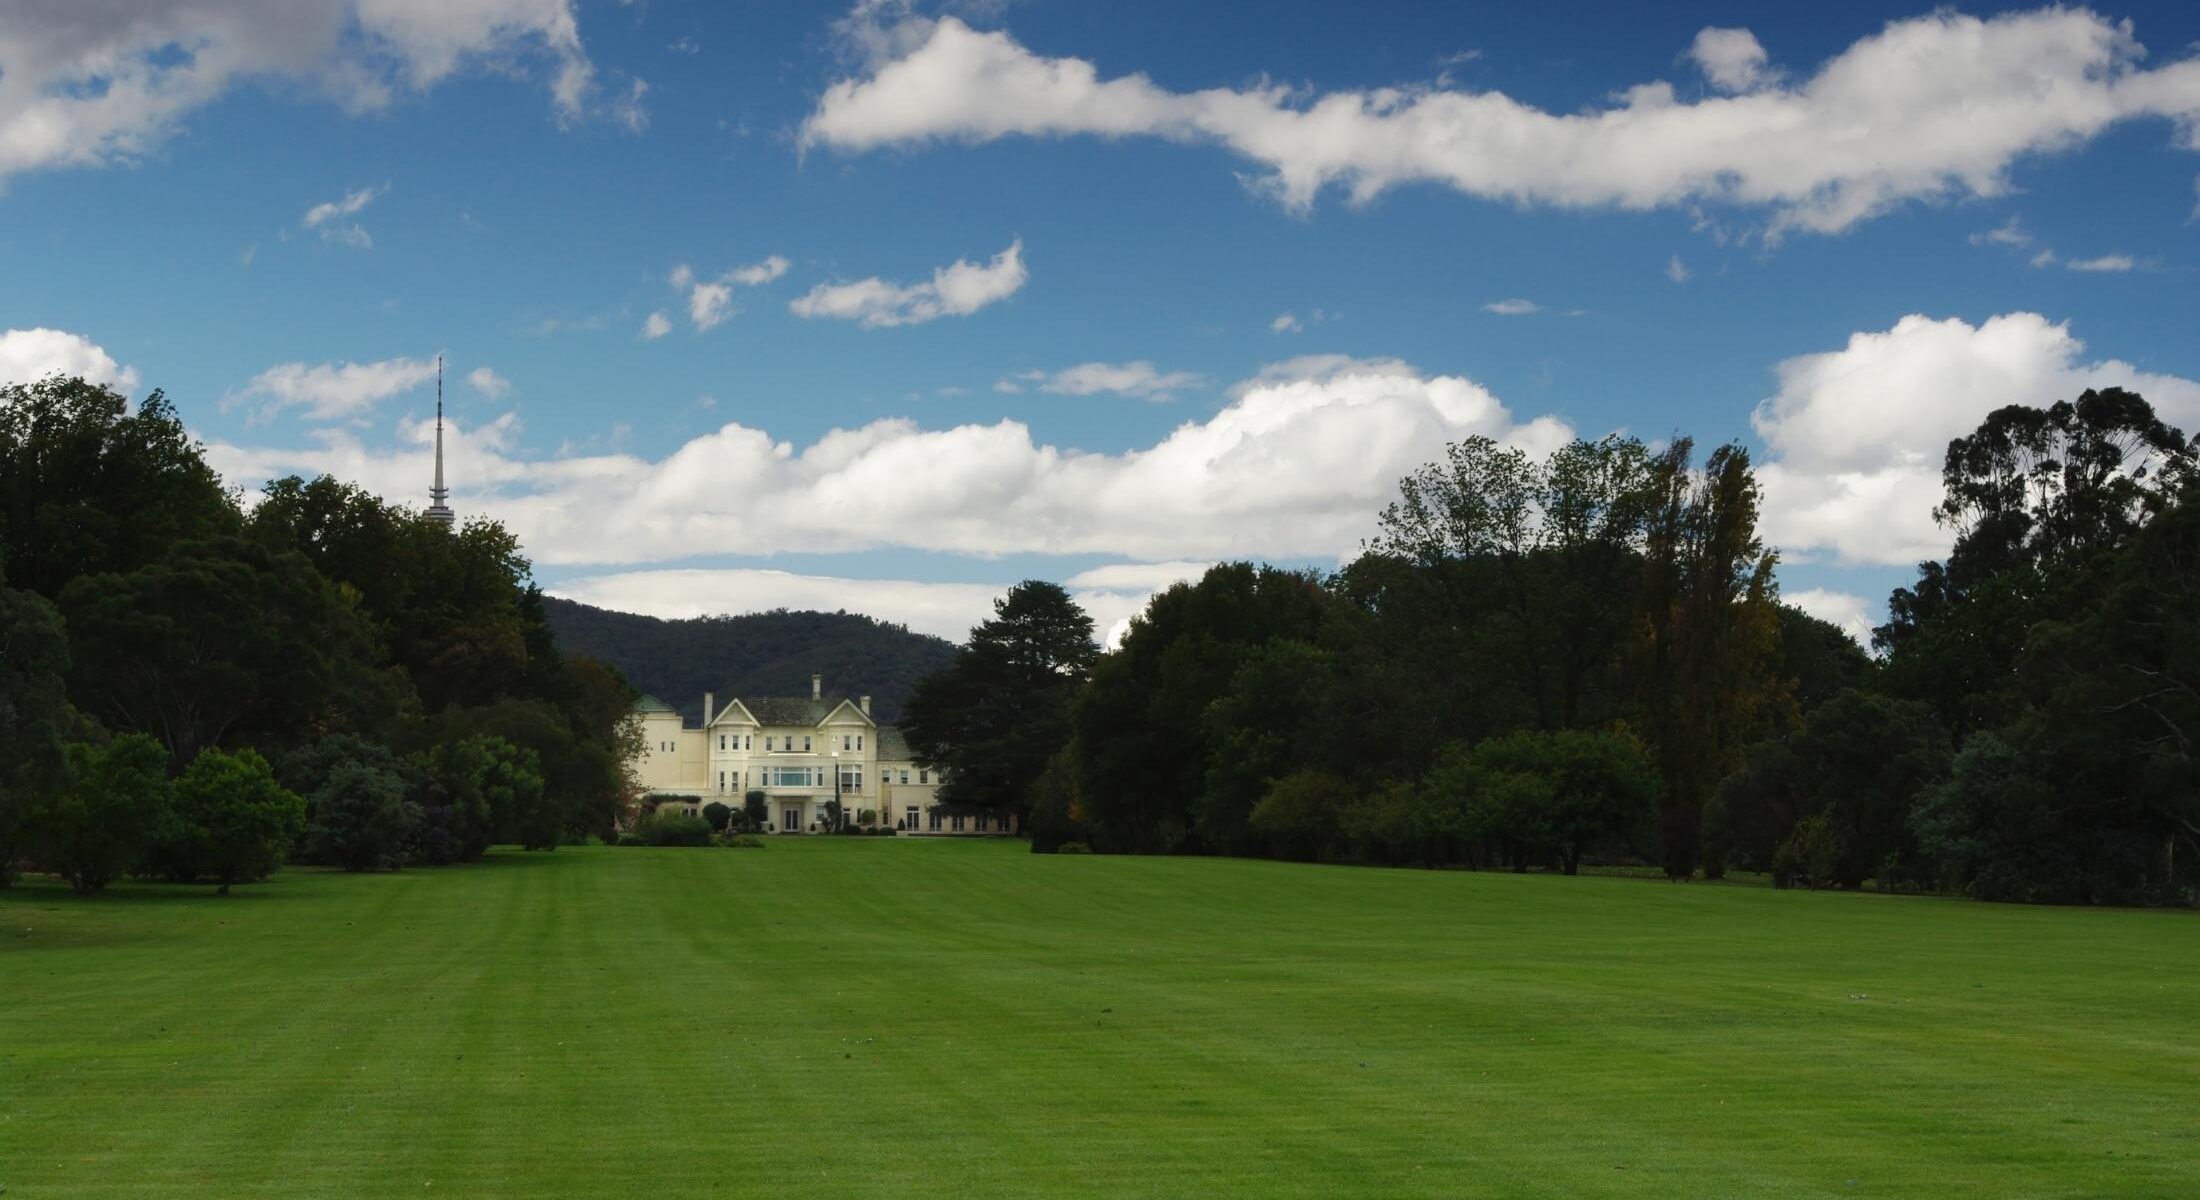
[625,684,1018,836]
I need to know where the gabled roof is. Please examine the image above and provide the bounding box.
[707,698,759,727]
[698,690,879,729]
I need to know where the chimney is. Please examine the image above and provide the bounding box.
[811,673,822,701]
[859,695,871,716]
[703,692,714,727]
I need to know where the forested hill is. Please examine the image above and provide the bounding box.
[540,597,958,724]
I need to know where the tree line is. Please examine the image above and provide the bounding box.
[904,389,2199,906]
[0,375,641,895]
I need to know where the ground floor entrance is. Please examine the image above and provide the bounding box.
[781,805,802,833]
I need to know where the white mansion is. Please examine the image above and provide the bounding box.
[628,675,1015,836]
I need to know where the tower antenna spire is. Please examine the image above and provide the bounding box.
[426,353,455,527]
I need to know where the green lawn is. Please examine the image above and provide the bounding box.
[4,841,2196,1198]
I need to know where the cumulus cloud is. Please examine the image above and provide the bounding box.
[1665,254,1691,283]
[0,1,609,186]
[791,239,1026,328]
[205,354,1572,567]
[1787,588,1875,647]
[1005,360,1204,401]
[0,327,140,391]
[1753,313,2200,567]
[226,354,439,423]
[666,255,789,332]
[466,366,510,399]
[804,7,2200,236]
[1687,27,1779,94]
[1271,312,1303,334]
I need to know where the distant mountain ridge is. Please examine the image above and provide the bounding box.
[540,596,958,725]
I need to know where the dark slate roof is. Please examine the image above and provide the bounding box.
[717,694,877,727]
[739,695,838,726]
[876,725,915,762]
[633,695,678,714]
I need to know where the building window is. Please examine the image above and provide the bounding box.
[919,770,930,784]
[718,771,725,791]
[904,806,918,829]
[718,735,725,750]
[803,736,812,752]
[842,735,851,751]
[858,735,864,750]
[951,815,966,832]
[928,809,942,832]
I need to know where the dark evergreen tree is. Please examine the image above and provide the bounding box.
[902,581,1097,825]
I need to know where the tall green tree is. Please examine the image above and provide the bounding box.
[0,553,71,885]
[60,537,394,767]
[1878,388,2196,735]
[0,376,238,599]
[1373,435,1654,732]
[902,581,1098,825]
[1706,690,1952,889]
[1071,564,1329,852]
[1636,440,1787,879]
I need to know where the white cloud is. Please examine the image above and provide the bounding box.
[731,255,790,286]
[2064,252,2138,272]
[226,354,439,423]
[1787,587,1875,647]
[804,8,2200,236]
[688,282,735,330]
[205,354,1573,568]
[791,239,1027,328]
[1969,214,2031,247]
[1753,313,2200,567]
[1665,254,1690,283]
[466,366,510,399]
[1271,312,1303,334]
[302,182,387,249]
[547,564,1188,649]
[0,1,605,187]
[303,182,384,227]
[1688,27,1779,94]
[666,255,788,332]
[1008,361,1204,402]
[0,327,139,391]
[1483,298,1542,315]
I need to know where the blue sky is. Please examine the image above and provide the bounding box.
[2,1,2197,644]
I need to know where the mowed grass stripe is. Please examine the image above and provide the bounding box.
[5,839,2197,1198]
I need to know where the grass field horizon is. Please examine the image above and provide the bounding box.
[6,839,2196,1198]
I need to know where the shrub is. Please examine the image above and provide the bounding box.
[28,734,172,896]
[300,758,420,872]
[702,801,733,833]
[1055,840,1092,855]
[630,812,714,847]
